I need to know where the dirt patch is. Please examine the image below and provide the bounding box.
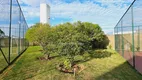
[56,64,81,74]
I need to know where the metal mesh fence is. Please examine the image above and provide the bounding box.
[115,0,142,74]
[0,0,29,73]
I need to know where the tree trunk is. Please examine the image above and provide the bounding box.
[45,54,50,60]
[69,57,74,67]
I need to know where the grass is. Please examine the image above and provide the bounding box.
[0,51,8,71]
[0,46,142,80]
[0,47,27,71]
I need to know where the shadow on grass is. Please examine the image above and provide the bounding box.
[95,55,142,80]
[0,48,27,74]
[120,51,142,74]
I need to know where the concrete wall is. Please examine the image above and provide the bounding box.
[107,35,115,49]
[109,33,142,51]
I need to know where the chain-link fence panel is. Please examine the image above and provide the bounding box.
[0,0,10,72]
[0,0,29,73]
[115,0,142,74]
[133,0,142,74]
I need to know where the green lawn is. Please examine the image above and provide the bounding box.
[0,51,8,71]
[0,47,18,71]
[0,47,27,71]
[0,46,142,80]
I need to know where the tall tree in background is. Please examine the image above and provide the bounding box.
[0,29,5,47]
[0,29,5,37]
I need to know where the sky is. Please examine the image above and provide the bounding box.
[0,0,135,34]
[18,0,134,34]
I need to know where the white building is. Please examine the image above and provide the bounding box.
[40,3,50,24]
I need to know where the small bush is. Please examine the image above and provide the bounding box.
[90,50,112,58]
[82,52,90,60]
[130,45,133,51]
[136,45,140,52]
[63,59,72,70]
[74,55,84,61]
[107,45,112,49]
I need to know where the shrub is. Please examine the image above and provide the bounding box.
[130,45,133,51]
[63,59,72,70]
[90,50,112,58]
[136,45,140,52]
[82,52,90,60]
[107,45,112,49]
[59,42,82,66]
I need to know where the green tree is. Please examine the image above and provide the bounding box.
[0,29,5,37]
[26,21,109,63]
[0,29,5,47]
[26,23,55,59]
[54,21,109,67]
[55,23,82,67]
[74,21,109,49]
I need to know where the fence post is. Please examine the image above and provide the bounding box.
[131,5,135,68]
[138,26,140,51]
[114,27,116,50]
[121,20,124,57]
[18,9,21,54]
[8,0,12,64]
[115,27,118,52]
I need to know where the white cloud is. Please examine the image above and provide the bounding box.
[1,0,138,33]
[0,0,10,21]
[18,0,133,29]
[21,6,39,18]
[18,0,40,7]
[49,0,132,28]
[2,0,142,35]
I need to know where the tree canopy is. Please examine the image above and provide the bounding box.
[25,21,109,64]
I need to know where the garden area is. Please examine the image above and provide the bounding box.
[0,46,142,80]
[0,21,142,80]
